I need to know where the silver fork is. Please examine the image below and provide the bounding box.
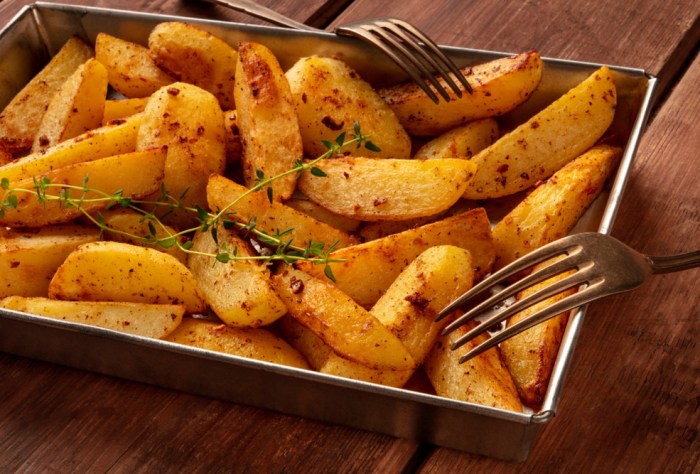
[195,0,471,103]
[436,232,700,363]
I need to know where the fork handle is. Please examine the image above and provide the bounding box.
[196,0,319,31]
[648,250,700,274]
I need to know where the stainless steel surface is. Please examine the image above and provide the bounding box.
[439,232,700,362]
[0,2,657,460]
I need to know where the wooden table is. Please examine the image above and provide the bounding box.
[1,0,698,471]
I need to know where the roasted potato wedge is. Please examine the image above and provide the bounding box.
[0,225,99,298]
[464,66,617,200]
[285,197,362,233]
[425,321,523,411]
[0,148,167,228]
[165,317,310,369]
[297,208,494,308]
[272,267,416,371]
[48,241,206,313]
[286,56,411,159]
[223,109,242,164]
[0,36,94,156]
[0,296,184,339]
[148,22,238,109]
[298,157,476,221]
[380,51,543,137]
[492,144,621,269]
[413,118,499,160]
[102,98,149,124]
[95,32,175,98]
[234,41,303,202]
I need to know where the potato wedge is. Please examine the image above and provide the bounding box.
[0,113,141,183]
[464,66,617,200]
[271,268,415,371]
[492,144,621,269]
[165,317,310,369]
[380,51,543,137]
[0,225,99,298]
[413,118,499,160]
[297,157,476,221]
[223,109,242,164]
[187,227,287,327]
[148,22,238,109]
[48,241,206,313]
[102,98,149,124]
[0,296,183,339]
[206,174,359,249]
[297,208,494,308]
[137,82,226,228]
[95,32,175,98]
[285,197,362,233]
[286,56,411,159]
[0,36,94,155]
[0,148,167,228]
[31,58,109,152]
[234,41,302,202]
[425,321,523,411]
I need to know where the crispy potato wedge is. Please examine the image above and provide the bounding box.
[148,22,238,109]
[413,118,499,160]
[0,113,141,183]
[425,321,523,411]
[48,241,206,313]
[31,58,108,153]
[0,296,184,339]
[223,109,242,164]
[206,174,359,249]
[285,197,362,233]
[0,148,11,166]
[370,245,474,365]
[492,144,621,269]
[286,56,411,159]
[234,41,302,201]
[380,51,543,137]
[271,267,415,371]
[102,98,149,124]
[464,66,617,199]
[0,36,94,155]
[297,208,494,308]
[297,157,476,221]
[137,82,226,228]
[187,227,287,327]
[95,32,175,98]
[0,148,167,228]
[165,317,310,369]
[0,225,99,298]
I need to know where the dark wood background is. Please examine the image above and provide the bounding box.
[1,0,698,471]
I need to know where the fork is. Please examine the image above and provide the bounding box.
[194,0,471,103]
[436,232,700,363]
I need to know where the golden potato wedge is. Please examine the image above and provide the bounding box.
[102,98,149,124]
[425,321,523,411]
[297,208,494,308]
[297,157,476,221]
[492,144,621,269]
[137,82,226,228]
[464,66,617,200]
[370,245,474,365]
[271,267,416,371]
[501,259,575,406]
[286,56,411,159]
[0,225,99,298]
[223,109,242,164]
[0,296,183,339]
[48,241,206,313]
[234,41,302,201]
[413,118,499,160]
[148,22,238,109]
[0,148,11,166]
[380,51,543,137]
[31,58,108,152]
[0,36,94,156]
[95,32,175,98]
[206,174,359,249]
[0,113,141,183]
[0,148,167,228]
[285,197,362,233]
[187,227,287,327]
[165,317,310,369]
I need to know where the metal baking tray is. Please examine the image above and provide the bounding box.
[0,2,657,461]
